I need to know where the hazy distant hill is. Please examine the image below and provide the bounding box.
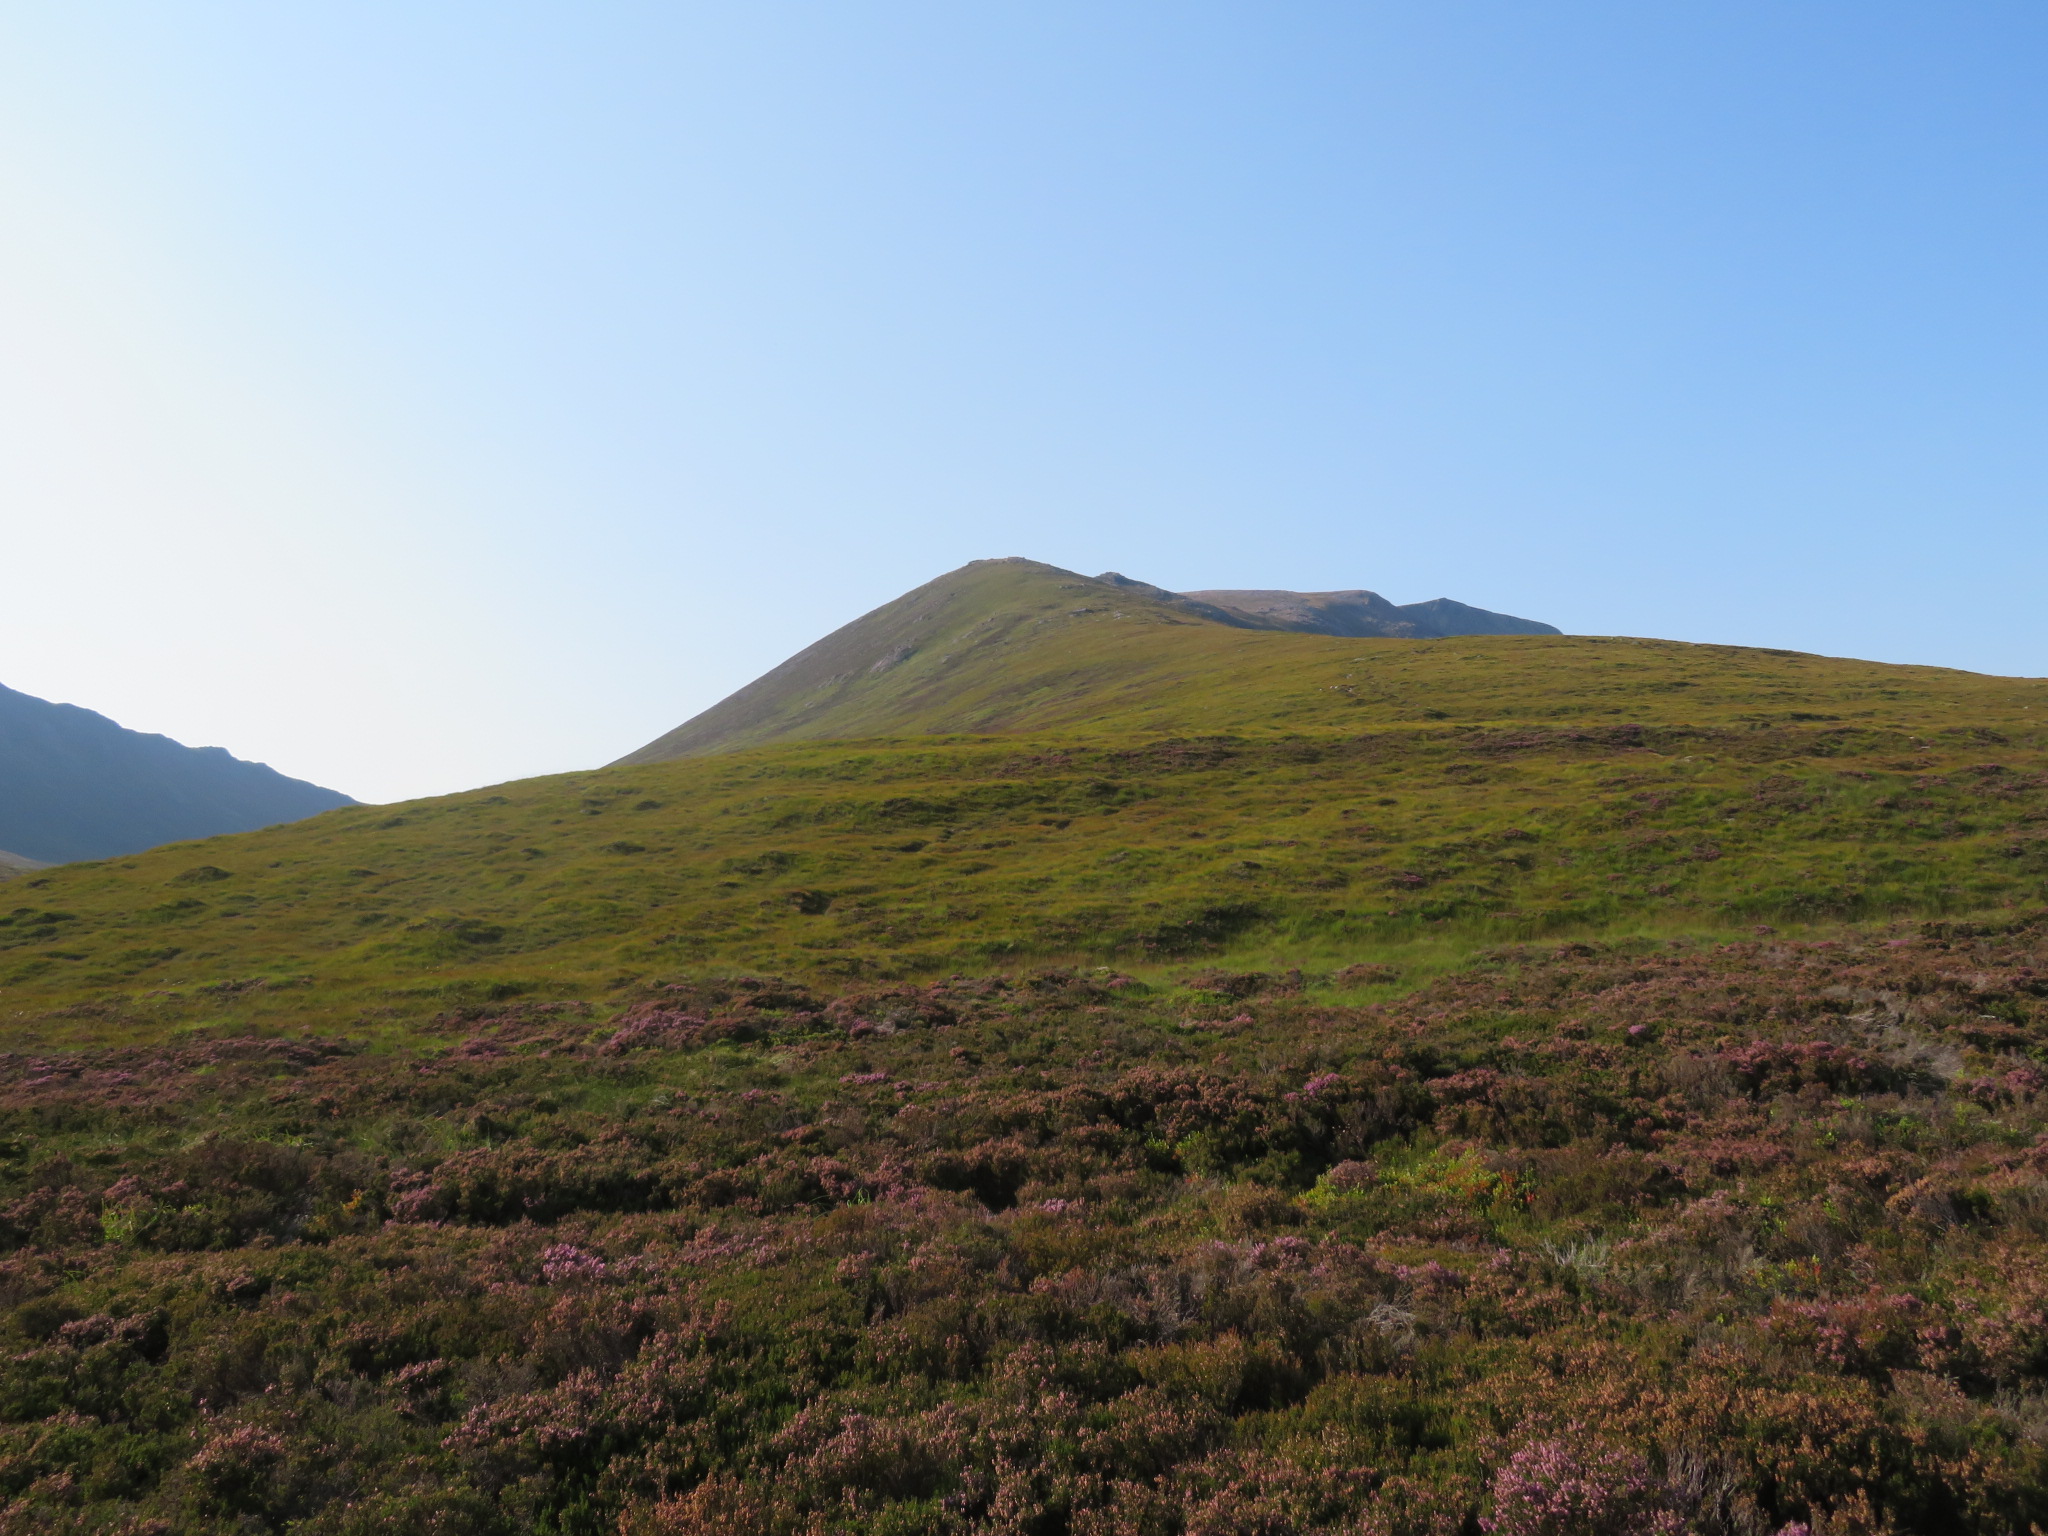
[0,849,46,880]
[617,559,1561,762]
[0,682,354,864]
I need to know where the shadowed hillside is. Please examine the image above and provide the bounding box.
[0,682,355,863]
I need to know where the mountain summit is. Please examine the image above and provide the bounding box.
[616,558,1556,763]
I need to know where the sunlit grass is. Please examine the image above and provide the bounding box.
[1,628,2043,1049]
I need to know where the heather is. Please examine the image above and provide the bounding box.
[0,925,2045,1532]
[4,623,2048,1532]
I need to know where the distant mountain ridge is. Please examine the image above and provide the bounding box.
[1092,573,1556,639]
[617,558,1559,763]
[1180,586,1558,638]
[0,683,355,864]
[0,849,46,881]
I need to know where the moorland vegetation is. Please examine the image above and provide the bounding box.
[1,563,2046,1534]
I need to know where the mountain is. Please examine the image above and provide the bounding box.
[618,558,1562,762]
[615,556,1986,763]
[0,681,355,864]
[616,558,1215,762]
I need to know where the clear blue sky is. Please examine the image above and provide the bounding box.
[3,3,2045,802]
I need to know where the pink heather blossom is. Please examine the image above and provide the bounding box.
[1481,1437,1681,1536]
[539,1244,607,1283]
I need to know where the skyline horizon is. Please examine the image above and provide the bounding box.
[8,548,2041,811]
[6,5,2046,803]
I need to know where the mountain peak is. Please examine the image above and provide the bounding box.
[616,559,1560,763]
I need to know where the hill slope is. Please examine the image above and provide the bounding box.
[617,558,2020,764]
[0,682,356,863]
[2,603,2048,1531]
[2,627,2043,1044]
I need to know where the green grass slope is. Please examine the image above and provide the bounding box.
[619,558,2045,764]
[4,638,2045,1047]
[613,557,1246,761]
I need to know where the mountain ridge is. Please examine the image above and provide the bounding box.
[0,682,356,864]
[1181,586,1561,638]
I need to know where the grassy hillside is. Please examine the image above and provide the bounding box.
[3,621,2048,1533]
[617,559,2047,763]
[3,646,2046,1048]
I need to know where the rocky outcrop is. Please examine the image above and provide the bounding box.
[1178,587,1559,638]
